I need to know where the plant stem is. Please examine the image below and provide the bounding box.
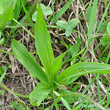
[0,49,14,55]
[13,18,35,38]
[0,83,29,98]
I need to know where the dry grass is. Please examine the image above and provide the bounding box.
[0,0,110,109]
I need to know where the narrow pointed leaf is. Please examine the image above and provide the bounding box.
[0,65,9,82]
[0,5,13,28]
[29,82,52,106]
[0,0,16,14]
[69,37,80,65]
[96,3,110,33]
[0,67,5,82]
[35,4,54,74]
[52,52,67,80]
[11,39,48,83]
[53,0,73,23]
[58,90,79,104]
[58,62,110,84]
[88,0,97,44]
[0,66,4,76]
[53,91,71,110]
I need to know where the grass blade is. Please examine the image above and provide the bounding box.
[53,91,71,110]
[88,0,97,45]
[96,2,110,33]
[21,1,33,24]
[53,0,73,23]
[96,74,101,101]
[82,75,97,95]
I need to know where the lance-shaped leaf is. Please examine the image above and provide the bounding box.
[0,5,13,28]
[69,37,80,65]
[87,0,97,45]
[57,62,110,84]
[35,5,54,75]
[0,0,16,14]
[29,82,52,106]
[53,0,73,23]
[11,39,48,83]
[51,52,67,81]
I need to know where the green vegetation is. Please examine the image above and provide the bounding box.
[0,0,110,109]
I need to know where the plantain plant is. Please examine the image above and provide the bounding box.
[11,4,110,108]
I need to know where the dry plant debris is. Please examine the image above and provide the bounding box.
[0,0,110,110]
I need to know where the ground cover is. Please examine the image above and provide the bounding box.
[0,0,110,109]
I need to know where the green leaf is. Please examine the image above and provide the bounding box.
[10,102,24,110]
[32,11,37,22]
[51,52,67,81]
[96,2,110,33]
[11,39,48,83]
[68,19,79,29]
[0,66,4,76]
[35,4,54,75]
[29,82,52,106]
[56,20,67,29]
[66,77,79,85]
[0,65,8,82]
[53,0,73,23]
[58,62,110,84]
[41,4,53,15]
[32,4,53,22]
[0,0,16,14]
[0,5,14,28]
[56,19,79,37]
[14,0,21,20]
[0,38,4,45]
[0,65,9,81]
[69,37,80,65]
[65,27,71,37]
[21,0,32,24]
[85,4,92,22]
[58,90,79,104]
[0,90,4,95]
[100,36,110,46]
[87,0,97,45]
[107,22,110,35]
[0,32,4,45]
[53,91,71,110]
[96,21,107,32]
